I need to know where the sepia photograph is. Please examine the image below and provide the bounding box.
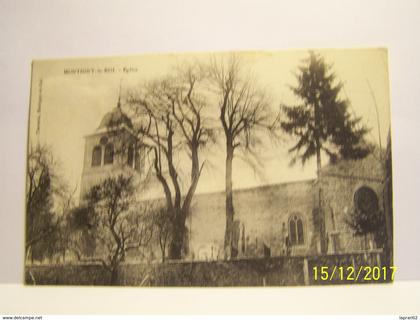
[24,49,393,286]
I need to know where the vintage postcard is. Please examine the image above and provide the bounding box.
[25,49,393,286]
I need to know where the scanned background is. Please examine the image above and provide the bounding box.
[0,0,420,313]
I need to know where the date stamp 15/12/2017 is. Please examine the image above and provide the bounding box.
[312,266,397,282]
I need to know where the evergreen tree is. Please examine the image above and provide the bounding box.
[281,51,370,166]
[281,51,371,253]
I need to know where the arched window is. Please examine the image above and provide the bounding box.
[354,186,379,214]
[91,145,102,167]
[127,144,134,168]
[104,143,114,165]
[289,215,304,245]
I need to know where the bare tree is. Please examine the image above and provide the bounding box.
[126,65,215,259]
[51,183,78,263]
[208,55,275,258]
[152,206,173,262]
[82,174,153,285]
[25,144,65,263]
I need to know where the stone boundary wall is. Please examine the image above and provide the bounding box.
[25,252,386,286]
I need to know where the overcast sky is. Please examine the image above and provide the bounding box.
[28,49,391,200]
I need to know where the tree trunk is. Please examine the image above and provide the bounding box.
[168,209,185,260]
[314,102,327,254]
[224,142,235,259]
[110,267,118,285]
[161,247,166,263]
[317,173,327,254]
[168,142,202,261]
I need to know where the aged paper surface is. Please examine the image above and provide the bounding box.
[25,49,393,286]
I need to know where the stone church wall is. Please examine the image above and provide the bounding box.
[320,152,385,253]
[188,180,318,259]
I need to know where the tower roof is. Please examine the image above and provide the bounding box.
[98,82,133,130]
[98,107,133,130]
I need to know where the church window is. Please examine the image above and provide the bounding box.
[104,143,114,165]
[99,136,108,145]
[289,215,304,245]
[127,144,134,168]
[297,218,304,244]
[91,145,102,167]
[354,186,379,214]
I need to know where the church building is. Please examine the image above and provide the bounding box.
[80,103,388,261]
[79,97,143,199]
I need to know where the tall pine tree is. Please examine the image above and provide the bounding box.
[281,51,370,253]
